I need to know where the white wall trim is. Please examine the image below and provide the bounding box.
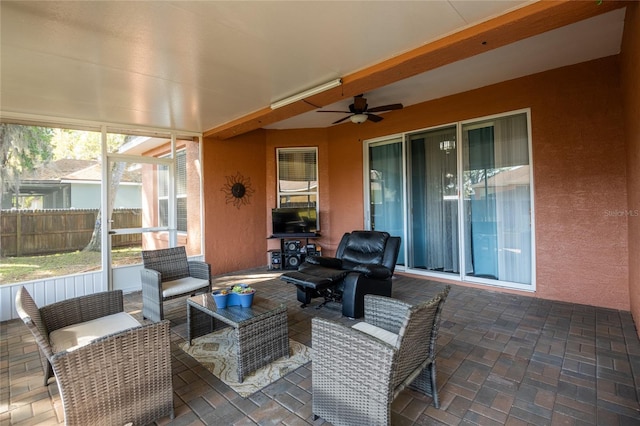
[1,254,206,322]
[1,271,105,322]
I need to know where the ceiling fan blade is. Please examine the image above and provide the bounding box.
[332,115,353,125]
[367,103,404,113]
[367,114,383,123]
[317,110,351,113]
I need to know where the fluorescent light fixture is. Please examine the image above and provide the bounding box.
[350,114,368,124]
[270,78,342,110]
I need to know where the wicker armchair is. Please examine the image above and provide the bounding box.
[15,287,174,425]
[311,286,450,426]
[141,246,211,322]
[51,321,174,425]
[15,287,130,385]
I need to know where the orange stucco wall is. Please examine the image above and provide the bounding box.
[202,131,267,274]
[621,2,640,328]
[202,55,634,313]
[314,56,628,311]
[264,129,332,253]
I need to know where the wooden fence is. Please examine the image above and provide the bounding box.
[0,209,142,257]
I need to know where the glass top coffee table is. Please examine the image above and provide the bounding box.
[186,293,289,383]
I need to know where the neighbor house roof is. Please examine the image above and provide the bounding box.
[21,159,141,183]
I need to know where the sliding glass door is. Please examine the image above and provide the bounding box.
[364,110,534,290]
[407,125,461,275]
[462,113,532,285]
[366,137,405,265]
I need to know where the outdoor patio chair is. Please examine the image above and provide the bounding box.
[311,286,450,426]
[15,287,174,425]
[141,246,211,322]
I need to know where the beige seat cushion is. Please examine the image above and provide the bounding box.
[49,312,140,353]
[352,322,399,347]
[162,277,209,298]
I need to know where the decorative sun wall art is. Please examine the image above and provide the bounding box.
[221,172,255,209]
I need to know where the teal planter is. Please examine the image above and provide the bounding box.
[212,291,229,308]
[235,291,254,308]
[212,284,255,308]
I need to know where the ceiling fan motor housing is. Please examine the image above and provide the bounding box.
[318,94,403,124]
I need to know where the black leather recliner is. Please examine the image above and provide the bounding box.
[280,230,401,318]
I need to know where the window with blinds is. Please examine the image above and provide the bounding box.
[277,148,318,209]
[158,149,187,232]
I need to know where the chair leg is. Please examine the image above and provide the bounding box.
[44,361,54,386]
[296,287,312,308]
[408,361,441,409]
[315,300,329,310]
[430,363,439,408]
[316,287,342,310]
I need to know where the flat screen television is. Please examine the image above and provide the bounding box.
[271,207,317,237]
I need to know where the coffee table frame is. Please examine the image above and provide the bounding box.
[187,294,289,383]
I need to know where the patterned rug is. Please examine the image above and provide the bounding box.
[181,328,311,397]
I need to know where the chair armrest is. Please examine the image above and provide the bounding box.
[312,317,396,406]
[140,268,164,322]
[363,295,412,335]
[141,267,161,283]
[40,290,124,333]
[305,256,343,269]
[21,316,55,360]
[51,321,174,425]
[15,287,55,360]
[187,260,211,283]
[352,264,392,279]
[141,268,163,294]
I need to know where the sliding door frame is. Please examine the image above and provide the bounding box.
[363,108,536,291]
[362,133,407,269]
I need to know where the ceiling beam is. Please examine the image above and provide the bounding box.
[204,0,627,140]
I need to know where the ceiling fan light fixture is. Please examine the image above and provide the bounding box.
[350,113,368,124]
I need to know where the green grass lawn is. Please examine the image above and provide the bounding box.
[0,247,142,284]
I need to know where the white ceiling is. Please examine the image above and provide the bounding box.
[0,1,626,134]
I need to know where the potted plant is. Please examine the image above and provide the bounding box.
[212,284,256,308]
[212,288,230,308]
[230,284,256,307]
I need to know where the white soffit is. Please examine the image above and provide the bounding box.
[267,8,626,130]
[0,1,530,131]
[0,1,624,133]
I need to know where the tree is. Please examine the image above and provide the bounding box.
[51,128,124,160]
[0,124,54,207]
[83,135,132,252]
[0,124,132,252]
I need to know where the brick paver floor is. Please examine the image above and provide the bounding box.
[2,269,640,425]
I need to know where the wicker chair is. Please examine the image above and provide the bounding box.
[15,287,174,425]
[141,246,211,322]
[311,286,451,426]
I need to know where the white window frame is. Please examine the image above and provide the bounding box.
[276,147,319,212]
[158,149,187,233]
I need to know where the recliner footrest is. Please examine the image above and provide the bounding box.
[281,271,334,291]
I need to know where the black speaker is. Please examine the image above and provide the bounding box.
[285,254,302,270]
[284,240,301,254]
[270,251,281,270]
[305,243,318,256]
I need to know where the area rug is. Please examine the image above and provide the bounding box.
[181,328,311,397]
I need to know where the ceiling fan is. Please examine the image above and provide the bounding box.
[318,94,403,124]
